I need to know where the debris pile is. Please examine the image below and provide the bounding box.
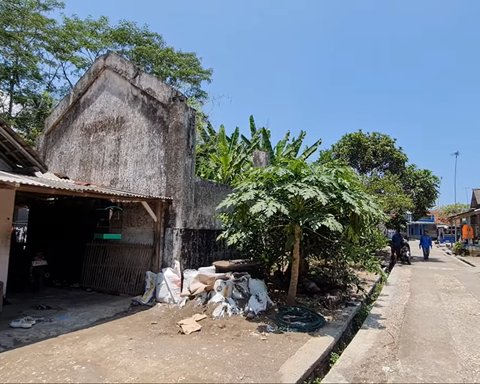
[133,262,273,318]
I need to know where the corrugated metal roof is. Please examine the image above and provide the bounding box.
[0,120,48,173]
[447,208,478,221]
[0,171,171,202]
[471,189,480,209]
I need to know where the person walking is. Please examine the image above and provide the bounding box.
[419,233,432,261]
[390,230,404,271]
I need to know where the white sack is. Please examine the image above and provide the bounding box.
[181,269,199,296]
[245,278,273,315]
[156,261,182,304]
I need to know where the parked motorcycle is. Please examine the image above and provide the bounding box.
[399,240,412,265]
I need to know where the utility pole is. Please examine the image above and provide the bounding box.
[452,151,460,242]
[452,151,460,205]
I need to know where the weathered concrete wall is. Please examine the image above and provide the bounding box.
[0,188,15,296]
[173,229,236,270]
[38,54,229,267]
[38,54,195,231]
[121,204,154,245]
[190,179,231,229]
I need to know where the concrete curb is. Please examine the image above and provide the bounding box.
[440,247,476,267]
[321,266,406,384]
[456,256,476,267]
[277,275,382,384]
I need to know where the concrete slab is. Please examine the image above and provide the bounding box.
[0,288,133,352]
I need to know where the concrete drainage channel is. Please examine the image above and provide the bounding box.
[302,276,385,384]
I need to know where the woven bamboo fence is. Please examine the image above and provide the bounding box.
[81,242,153,295]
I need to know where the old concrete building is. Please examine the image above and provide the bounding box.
[0,119,172,299]
[38,53,231,271]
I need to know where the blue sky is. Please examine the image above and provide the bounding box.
[60,0,479,207]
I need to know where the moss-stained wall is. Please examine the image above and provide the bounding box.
[190,179,231,229]
[38,54,231,268]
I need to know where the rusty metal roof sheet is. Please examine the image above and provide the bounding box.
[0,171,171,202]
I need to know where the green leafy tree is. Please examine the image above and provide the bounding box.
[196,124,259,185]
[438,203,469,217]
[0,0,62,139]
[363,173,414,229]
[55,16,212,101]
[195,115,322,185]
[323,130,439,227]
[244,115,322,165]
[218,160,384,304]
[327,130,408,176]
[0,0,212,142]
[401,165,440,219]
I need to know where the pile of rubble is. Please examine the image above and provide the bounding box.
[133,262,273,319]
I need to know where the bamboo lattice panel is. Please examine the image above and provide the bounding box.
[81,242,153,295]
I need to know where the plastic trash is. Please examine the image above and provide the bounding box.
[133,271,157,305]
[156,267,182,304]
[245,278,273,315]
[181,269,199,296]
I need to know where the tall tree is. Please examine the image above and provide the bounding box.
[0,0,62,142]
[327,130,407,176]
[401,165,440,218]
[323,130,440,226]
[438,203,469,217]
[0,0,212,142]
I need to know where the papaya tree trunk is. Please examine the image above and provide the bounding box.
[287,224,301,306]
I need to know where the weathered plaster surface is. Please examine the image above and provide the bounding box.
[38,54,230,266]
[190,179,231,229]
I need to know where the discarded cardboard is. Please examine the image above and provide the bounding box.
[177,314,207,335]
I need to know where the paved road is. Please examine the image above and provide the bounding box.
[323,241,480,383]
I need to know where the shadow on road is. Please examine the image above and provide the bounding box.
[409,255,446,263]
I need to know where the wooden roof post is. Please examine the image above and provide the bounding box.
[152,201,164,272]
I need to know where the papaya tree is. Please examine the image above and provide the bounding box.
[218,159,384,305]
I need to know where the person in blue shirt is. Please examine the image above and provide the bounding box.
[419,233,432,261]
[390,230,404,271]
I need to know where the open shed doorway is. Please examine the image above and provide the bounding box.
[2,193,159,352]
[8,195,108,294]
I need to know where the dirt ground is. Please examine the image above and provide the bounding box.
[0,270,379,383]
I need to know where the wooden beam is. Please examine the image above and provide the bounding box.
[141,201,157,222]
[152,201,165,272]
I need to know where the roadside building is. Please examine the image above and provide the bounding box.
[1,54,233,303]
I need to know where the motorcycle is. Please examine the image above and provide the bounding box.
[399,240,412,265]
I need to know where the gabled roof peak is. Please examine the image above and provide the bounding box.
[44,53,190,136]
